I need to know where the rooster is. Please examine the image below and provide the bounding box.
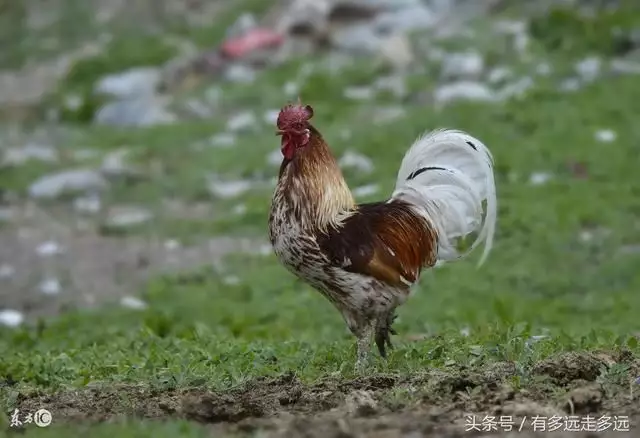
[268,102,496,370]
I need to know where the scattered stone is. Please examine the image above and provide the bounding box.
[536,62,552,76]
[94,96,176,127]
[374,75,407,99]
[529,172,552,186]
[232,204,247,216]
[559,78,582,93]
[497,76,534,100]
[433,81,494,105]
[164,239,180,251]
[0,309,24,328]
[352,184,380,197]
[374,2,437,33]
[283,81,299,96]
[575,56,601,82]
[120,296,147,310]
[594,129,616,143]
[36,241,63,256]
[441,51,484,80]
[224,64,257,83]
[339,150,374,174]
[263,109,281,125]
[207,177,253,199]
[39,278,61,296]
[227,111,258,132]
[210,133,236,148]
[94,68,161,99]
[0,264,15,279]
[372,106,406,123]
[2,143,58,167]
[330,24,382,54]
[377,34,414,70]
[343,86,375,100]
[223,275,241,286]
[487,66,512,84]
[104,206,153,229]
[101,149,141,179]
[267,149,283,166]
[74,194,102,214]
[28,168,107,199]
[611,58,640,75]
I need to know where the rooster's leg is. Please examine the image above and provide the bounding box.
[375,310,398,359]
[354,323,374,372]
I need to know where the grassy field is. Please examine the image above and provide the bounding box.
[1,2,640,437]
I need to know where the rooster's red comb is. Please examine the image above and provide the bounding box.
[277,101,314,131]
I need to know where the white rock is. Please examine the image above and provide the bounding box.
[339,150,374,174]
[611,58,640,75]
[120,296,147,310]
[227,111,257,132]
[207,178,253,199]
[36,240,62,256]
[595,129,616,143]
[223,275,241,285]
[224,64,256,84]
[529,172,552,186]
[232,204,247,216]
[95,67,161,98]
[487,67,512,84]
[0,309,24,327]
[575,56,601,82]
[210,133,236,148]
[441,51,484,79]
[94,96,176,127]
[433,81,495,104]
[164,239,180,250]
[353,184,380,197]
[39,278,61,295]
[559,78,582,92]
[263,109,280,125]
[104,206,153,229]
[497,76,534,100]
[283,81,299,96]
[0,264,15,279]
[28,168,107,199]
[343,86,375,100]
[2,143,58,167]
[95,68,160,97]
[73,194,101,214]
[535,62,552,76]
[375,75,407,98]
[267,149,282,166]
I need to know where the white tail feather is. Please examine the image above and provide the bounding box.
[391,129,497,266]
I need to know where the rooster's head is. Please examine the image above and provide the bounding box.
[276,102,314,160]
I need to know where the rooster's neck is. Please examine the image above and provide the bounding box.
[278,129,355,231]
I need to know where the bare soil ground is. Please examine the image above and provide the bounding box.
[12,351,639,437]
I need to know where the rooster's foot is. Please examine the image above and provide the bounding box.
[375,311,398,359]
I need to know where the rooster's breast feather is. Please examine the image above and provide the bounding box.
[317,200,438,289]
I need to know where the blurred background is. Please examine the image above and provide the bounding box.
[0,0,639,333]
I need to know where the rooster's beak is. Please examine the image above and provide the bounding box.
[276,130,284,136]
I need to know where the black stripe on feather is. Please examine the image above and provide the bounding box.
[407,166,448,180]
[466,141,477,151]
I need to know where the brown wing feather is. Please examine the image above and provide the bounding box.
[317,200,438,290]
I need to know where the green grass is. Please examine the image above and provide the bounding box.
[2,2,640,437]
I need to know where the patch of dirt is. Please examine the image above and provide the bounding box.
[0,201,266,321]
[11,351,640,437]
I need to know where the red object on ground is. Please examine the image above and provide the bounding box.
[220,28,285,59]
